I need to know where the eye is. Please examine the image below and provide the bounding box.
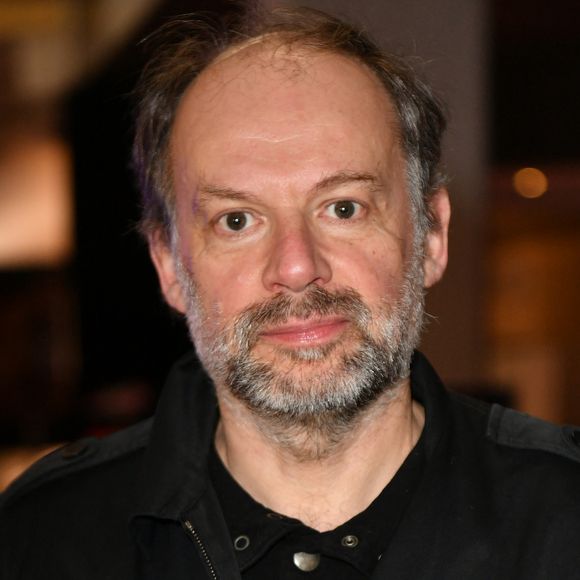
[217,211,255,232]
[326,200,362,220]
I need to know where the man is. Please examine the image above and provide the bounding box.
[1,6,580,579]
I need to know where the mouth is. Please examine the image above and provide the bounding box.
[259,316,350,347]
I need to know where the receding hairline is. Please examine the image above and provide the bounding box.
[170,34,405,162]
[186,30,402,99]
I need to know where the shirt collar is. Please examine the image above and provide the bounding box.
[133,351,218,520]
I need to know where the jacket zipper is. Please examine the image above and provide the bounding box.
[182,519,218,580]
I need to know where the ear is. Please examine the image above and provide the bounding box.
[148,231,187,314]
[423,187,450,289]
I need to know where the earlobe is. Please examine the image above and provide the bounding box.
[148,231,187,314]
[423,188,450,289]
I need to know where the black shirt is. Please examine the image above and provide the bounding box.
[4,352,580,579]
[209,430,425,579]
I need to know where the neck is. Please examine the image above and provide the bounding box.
[214,380,424,531]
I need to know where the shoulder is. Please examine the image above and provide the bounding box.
[411,351,580,468]
[0,417,153,509]
[450,391,580,465]
[485,402,580,462]
[445,395,580,560]
[0,419,153,578]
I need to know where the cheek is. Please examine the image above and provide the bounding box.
[328,237,408,301]
[176,220,265,319]
[190,258,265,321]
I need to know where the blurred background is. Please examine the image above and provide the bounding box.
[0,0,579,489]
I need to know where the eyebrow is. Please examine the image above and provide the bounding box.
[196,170,383,207]
[194,186,262,214]
[312,170,383,194]
[197,185,260,203]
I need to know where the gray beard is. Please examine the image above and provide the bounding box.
[177,252,425,460]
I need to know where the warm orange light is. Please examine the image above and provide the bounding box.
[512,167,548,199]
[0,136,73,268]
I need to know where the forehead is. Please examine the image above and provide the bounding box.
[170,42,403,189]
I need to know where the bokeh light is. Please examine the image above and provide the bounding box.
[512,167,548,199]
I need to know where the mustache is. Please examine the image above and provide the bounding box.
[232,286,371,349]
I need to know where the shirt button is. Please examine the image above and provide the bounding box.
[341,534,359,548]
[293,552,321,571]
[233,535,250,551]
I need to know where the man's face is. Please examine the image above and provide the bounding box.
[151,45,448,423]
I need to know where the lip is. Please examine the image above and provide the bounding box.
[259,317,349,346]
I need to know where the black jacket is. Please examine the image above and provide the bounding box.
[2,352,580,579]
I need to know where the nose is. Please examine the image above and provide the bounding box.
[262,218,332,294]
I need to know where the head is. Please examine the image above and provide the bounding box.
[134,7,450,448]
